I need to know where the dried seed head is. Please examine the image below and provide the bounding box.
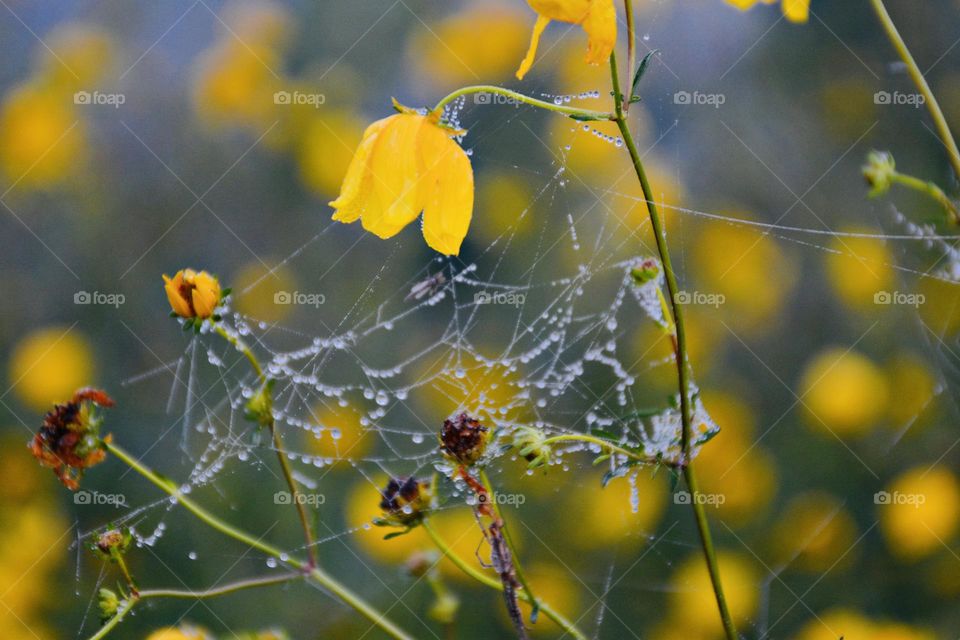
[377,476,432,528]
[31,388,114,490]
[439,412,488,466]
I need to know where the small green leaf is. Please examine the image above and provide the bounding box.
[631,49,659,93]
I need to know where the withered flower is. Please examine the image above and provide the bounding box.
[375,476,432,532]
[440,412,488,466]
[31,388,114,490]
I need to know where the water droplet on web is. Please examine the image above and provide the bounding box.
[412,433,424,444]
[266,557,278,568]
[188,551,197,560]
[280,553,289,562]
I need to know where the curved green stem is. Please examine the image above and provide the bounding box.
[870,0,960,183]
[87,595,138,640]
[890,170,960,223]
[104,442,415,640]
[214,324,317,568]
[138,572,301,599]
[540,433,659,465]
[422,520,588,640]
[433,85,613,121]
[610,51,738,640]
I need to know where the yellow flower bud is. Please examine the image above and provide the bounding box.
[862,150,897,197]
[162,269,222,319]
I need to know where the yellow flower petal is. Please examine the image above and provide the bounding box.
[581,0,617,65]
[782,0,809,22]
[365,113,427,238]
[163,273,193,318]
[516,15,551,80]
[419,123,474,256]
[191,271,221,318]
[329,115,394,223]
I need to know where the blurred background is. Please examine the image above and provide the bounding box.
[1,0,959,638]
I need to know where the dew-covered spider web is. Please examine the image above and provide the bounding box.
[73,94,960,639]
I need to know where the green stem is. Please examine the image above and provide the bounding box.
[623,0,636,113]
[214,324,317,569]
[890,171,960,223]
[609,51,738,640]
[540,433,659,465]
[422,520,588,640]
[104,442,415,640]
[432,85,613,121]
[869,0,960,183]
[138,572,301,599]
[477,469,539,618]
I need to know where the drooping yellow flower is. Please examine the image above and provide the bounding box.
[329,104,474,256]
[162,269,222,319]
[725,0,809,23]
[516,0,617,80]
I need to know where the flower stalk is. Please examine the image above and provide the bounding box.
[104,441,415,640]
[610,35,738,640]
[869,0,960,184]
[433,85,613,122]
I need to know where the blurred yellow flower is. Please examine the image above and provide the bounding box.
[770,492,857,573]
[885,353,935,428]
[516,0,617,80]
[564,474,665,548]
[39,24,115,90]
[799,348,888,437]
[306,404,372,462]
[192,40,283,130]
[330,107,474,256]
[725,0,809,23]
[8,327,94,411]
[795,608,935,640]
[232,260,296,323]
[824,231,895,310]
[668,551,759,635]
[472,172,537,245]
[695,392,777,525]
[512,563,581,635]
[691,218,797,331]
[879,465,960,561]
[0,82,83,187]
[298,110,365,196]
[408,4,529,87]
[220,1,292,51]
[145,627,213,640]
[346,477,430,564]
[163,269,222,319]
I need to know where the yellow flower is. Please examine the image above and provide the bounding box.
[725,0,809,23]
[668,551,759,634]
[145,627,213,640]
[799,348,888,437]
[329,105,474,256]
[824,230,895,310]
[8,327,94,411]
[516,0,617,80]
[879,465,960,561]
[162,269,222,319]
[306,405,372,463]
[770,492,858,573]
